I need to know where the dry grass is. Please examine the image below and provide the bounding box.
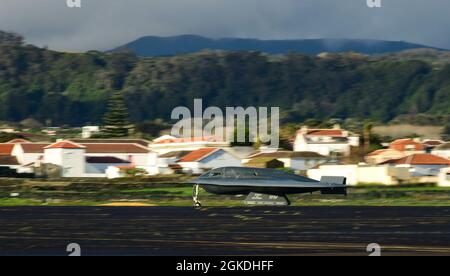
[373,124,443,139]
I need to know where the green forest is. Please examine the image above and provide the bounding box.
[0,31,449,127]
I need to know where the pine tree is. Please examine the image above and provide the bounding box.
[442,124,450,141]
[102,91,131,138]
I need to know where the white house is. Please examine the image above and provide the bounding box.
[308,164,411,186]
[81,126,100,139]
[243,151,329,171]
[365,149,407,165]
[294,125,360,157]
[43,141,86,178]
[150,135,230,155]
[381,153,450,177]
[8,140,160,177]
[438,167,450,187]
[177,148,242,175]
[433,142,450,159]
[389,139,425,153]
[156,151,192,174]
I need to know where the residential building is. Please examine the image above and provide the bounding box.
[308,164,411,186]
[293,125,360,157]
[81,126,100,139]
[389,138,425,153]
[156,151,192,174]
[70,139,150,147]
[244,151,329,171]
[243,157,285,169]
[433,142,450,159]
[365,149,406,165]
[177,148,242,174]
[150,135,229,154]
[43,141,86,178]
[365,138,429,164]
[7,140,158,177]
[381,154,450,177]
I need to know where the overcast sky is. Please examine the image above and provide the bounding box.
[0,0,449,52]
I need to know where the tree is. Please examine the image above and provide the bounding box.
[442,124,450,141]
[102,91,131,138]
[363,121,374,153]
[230,125,254,147]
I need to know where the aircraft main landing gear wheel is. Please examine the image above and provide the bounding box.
[192,184,202,208]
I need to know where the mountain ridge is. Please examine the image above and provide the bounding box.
[111,35,446,56]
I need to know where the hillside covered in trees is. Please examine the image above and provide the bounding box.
[0,31,449,127]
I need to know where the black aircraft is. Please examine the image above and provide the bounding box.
[189,167,347,206]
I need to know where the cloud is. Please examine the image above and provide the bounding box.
[0,0,449,51]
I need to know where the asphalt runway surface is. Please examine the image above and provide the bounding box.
[1,206,450,256]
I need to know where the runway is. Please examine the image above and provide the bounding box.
[1,206,450,256]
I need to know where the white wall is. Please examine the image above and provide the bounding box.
[308,165,413,186]
[294,136,351,156]
[293,158,327,171]
[433,150,450,159]
[308,165,359,185]
[438,168,450,187]
[106,166,124,179]
[44,148,85,178]
[150,142,230,155]
[358,166,409,185]
[349,136,361,147]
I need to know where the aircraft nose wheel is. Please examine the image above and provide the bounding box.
[192,184,202,208]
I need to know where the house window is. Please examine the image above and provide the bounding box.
[446,173,450,181]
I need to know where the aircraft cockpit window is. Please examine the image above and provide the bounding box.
[208,169,224,177]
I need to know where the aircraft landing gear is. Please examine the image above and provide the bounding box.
[192,184,202,207]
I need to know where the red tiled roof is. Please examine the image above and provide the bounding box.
[178,148,220,162]
[308,129,344,136]
[154,136,222,144]
[81,143,150,154]
[20,144,50,153]
[19,142,149,154]
[389,139,424,151]
[382,154,450,165]
[70,139,150,147]
[45,141,85,150]
[297,129,344,137]
[6,139,30,144]
[0,144,15,155]
[0,156,19,165]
